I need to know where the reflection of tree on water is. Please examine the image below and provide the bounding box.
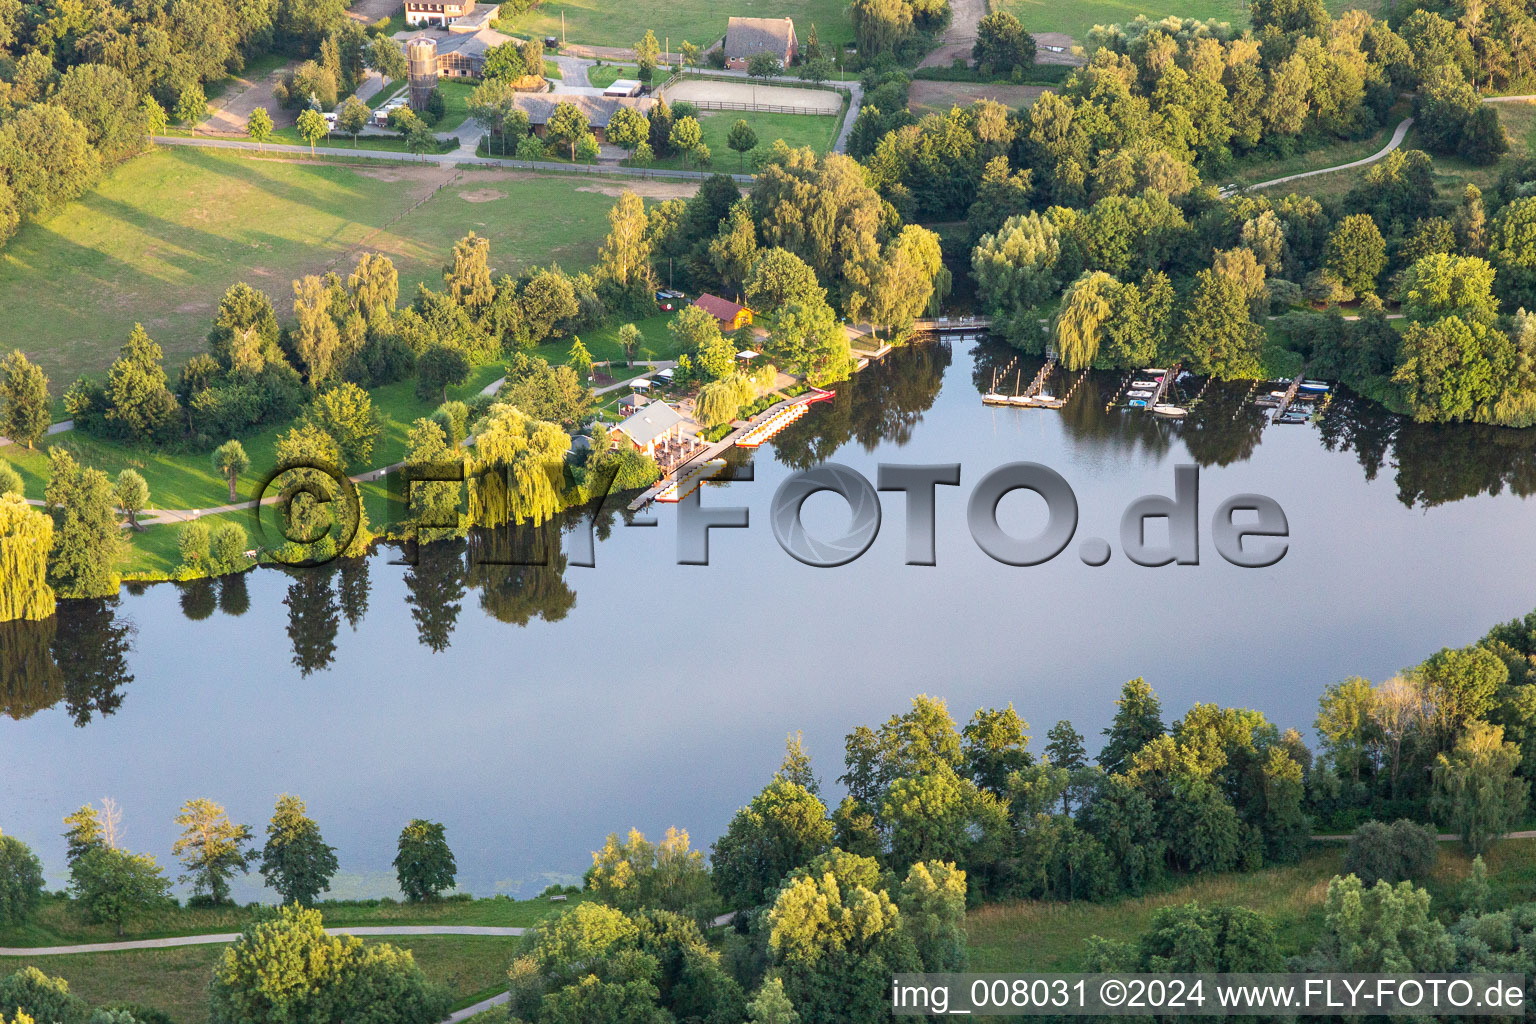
[179,579,217,621]
[283,566,341,676]
[1,599,136,725]
[771,342,952,470]
[405,539,466,654]
[218,574,251,617]
[338,558,370,630]
[465,518,576,626]
[1320,389,1536,508]
[1176,383,1270,468]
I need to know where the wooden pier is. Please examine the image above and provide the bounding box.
[913,315,992,334]
[1270,371,1306,423]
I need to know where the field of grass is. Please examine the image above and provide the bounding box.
[501,0,852,53]
[0,148,627,385]
[0,365,506,513]
[435,79,478,132]
[0,935,515,1024]
[0,892,584,948]
[587,63,640,89]
[1227,106,1409,187]
[642,110,841,172]
[1258,100,1536,201]
[999,0,1376,43]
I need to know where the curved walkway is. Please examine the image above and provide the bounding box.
[1228,116,1412,194]
[1232,94,1536,195]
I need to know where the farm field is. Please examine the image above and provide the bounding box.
[501,0,852,52]
[908,81,1048,115]
[0,149,637,385]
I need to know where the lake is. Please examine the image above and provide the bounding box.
[5,339,1536,899]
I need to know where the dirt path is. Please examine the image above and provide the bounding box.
[201,61,299,132]
[920,0,983,68]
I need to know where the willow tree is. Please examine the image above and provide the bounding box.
[1052,271,1118,370]
[467,403,569,529]
[0,493,55,622]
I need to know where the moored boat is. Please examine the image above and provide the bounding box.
[1152,404,1187,417]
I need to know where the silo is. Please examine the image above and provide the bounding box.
[407,36,439,111]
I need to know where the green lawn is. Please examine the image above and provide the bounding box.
[501,0,852,53]
[0,366,506,513]
[0,934,516,1024]
[999,0,1377,42]
[0,892,584,948]
[587,63,640,89]
[543,58,563,81]
[436,78,478,132]
[636,110,842,172]
[0,148,627,385]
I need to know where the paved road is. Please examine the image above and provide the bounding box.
[0,419,73,448]
[554,56,592,88]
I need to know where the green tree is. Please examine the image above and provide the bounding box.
[247,107,274,150]
[1052,271,1117,370]
[338,95,369,144]
[466,403,569,528]
[178,519,211,568]
[62,804,109,865]
[694,377,744,427]
[69,846,171,935]
[607,106,649,158]
[1392,315,1513,423]
[1309,875,1454,971]
[1432,722,1530,856]
[113,470,148,532]
[210,905,449,1024]
[633,29,662,81]
[306,383,380,464]
[1,352,50,450]
[444,232,494,312]
[0,494,54,623]
[1045,720,1089,812]
[393,819,456,902]
[0,966,87,1024]
[567,338,593,382]
[142,95,168,145]
[1396,253,1499,326]
[546,101,589,160]
[576,131,600,163]
[369,35,408,80]
[727,119,758,172]
[711,779,833,912]
[972,10,1035,75]
[175,83,208,126]
[1325,214,1388,295]
[0,830,45,927]
[898,860,969,972]
[1100,678,1165,775]
[586,827,714,922]
[617,323,643,365]
[212,440,250,503]
[1345,819,1438,885]
[105,325,179,440]
[0,104,101,219]
[962,705,1031,797]
[416,345,471,402]
[0,460,20,497]
[172,799,252,905]
[296,107,328,155]
[44,449,123,599]
[746,248,824,311]
[258,795,338,906]
[746,977,800,1024]
[1177,268,1265,378]
[210,521,247,568]
[670,116,702,170]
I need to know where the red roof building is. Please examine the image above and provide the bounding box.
[692,293,753,331]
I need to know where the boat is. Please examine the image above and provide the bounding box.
[1128,399,1148,408]
[1008,394,1035,407]
[1255,399,1280,408]
[1152,404,1187,417]
[1269,390,1289,398]
[1302,379,1330,388]
[982,368,1010,405]
[1276,412,1310,424]
[1144,368,1168,375]
[1132,380,1158,388]
[1299,383,1329,394]
[1126,389,1153,398]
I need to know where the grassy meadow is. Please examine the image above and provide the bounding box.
[0,147,629,385]
[501,0,853,52]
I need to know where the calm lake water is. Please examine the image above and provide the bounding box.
[6,340,1536,899]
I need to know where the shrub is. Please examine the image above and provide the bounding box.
[0,832,45,926]
[177,520,212,567]
[0,967,88,1024]
[1345,819,1438,885]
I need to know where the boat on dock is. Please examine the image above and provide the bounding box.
[737,401,811,448]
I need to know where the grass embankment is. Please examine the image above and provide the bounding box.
[586,63,640,89]
[968,838,1536,975]
[0,892,586,947]
[0,936,513,1024]
[501,0,851,52]
[1255,99,1536,201]
[0,148,623,384]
